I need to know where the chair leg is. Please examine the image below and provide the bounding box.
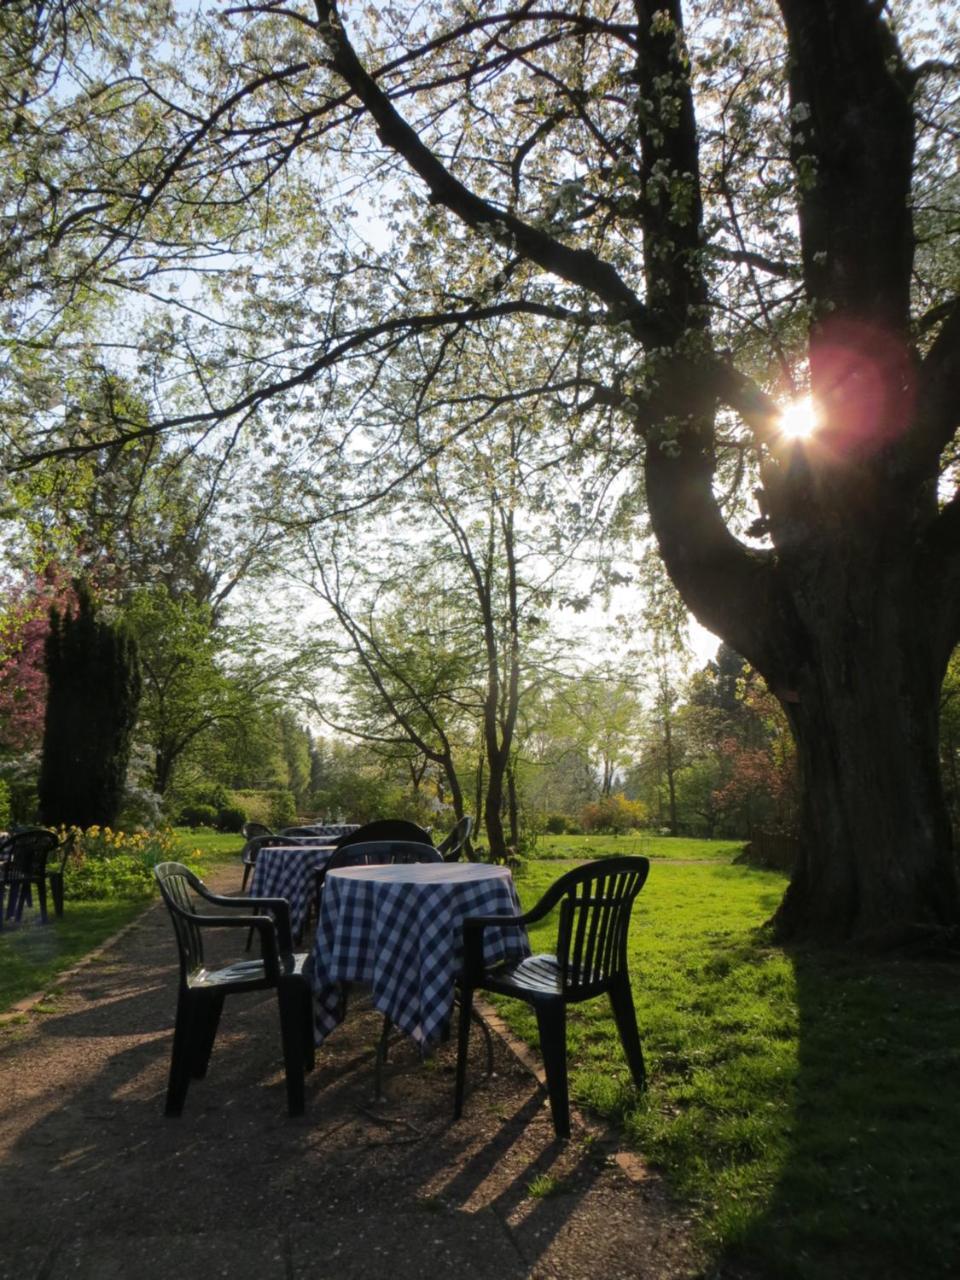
[453,983,474,1120]
[50,873,65,917]
[471,1005,495,1078]
[534,999,571,1140]
[35,875,49,924]
[277,983,306,1117]
[299,984,316,1073]
[608,975,646,1090]
[190,993,224,1079]
[165,994,199,1116]
[373,1016,392,1100]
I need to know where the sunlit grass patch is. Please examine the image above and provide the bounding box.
[531,833,745,862]
[500,859,960,1280]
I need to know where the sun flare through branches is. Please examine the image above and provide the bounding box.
[777,395,820,441]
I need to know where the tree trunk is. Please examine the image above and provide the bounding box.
[663,716,679,837]
[769,561,958,944]
[507,764,519,848]
[484,760,508,860]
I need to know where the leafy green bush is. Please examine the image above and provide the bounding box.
[0,777,10,830]
[62,825,183,899]
[178,781,231,811]
[215,805,246,833]
[229,788,297,827]
[177,803,218,828]
[580,793,648,834]
[267,789,296,828]
[545,813,567,834]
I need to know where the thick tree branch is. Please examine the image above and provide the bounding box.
[312,0,661,343]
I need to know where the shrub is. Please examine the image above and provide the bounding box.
[177,802,218,828]
[176,781,231,812]
[581,793,649,834]
[0,777,9,830]
[215,805,246,833]
[545,813,567,834]
[63,825,182,900]
[227,789,298,828]
[267,789,296,829]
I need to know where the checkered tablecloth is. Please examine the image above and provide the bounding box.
[310,862,530,1048]
[250,844,335,942]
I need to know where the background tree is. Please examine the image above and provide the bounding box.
[123,585,303,798]
[38,584,141,828]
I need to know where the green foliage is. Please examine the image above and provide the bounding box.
[38,585,141,829]
[267,789,296,828]
[545,813,567,834]
[580,792,648,834]
[215,805,246,833]
[176,781,231,812]
[177,803,218,828]
[62,824,182,900]
[228,789,274,825]
[0,777,10,829]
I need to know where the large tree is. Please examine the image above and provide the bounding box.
[4,1,959,942]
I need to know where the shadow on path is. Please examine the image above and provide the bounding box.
[0,884,702,1280]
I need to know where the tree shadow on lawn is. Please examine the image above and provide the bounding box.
[720,945,960,1280]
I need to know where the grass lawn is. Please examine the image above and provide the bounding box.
[171,827,245,864]
[506,858,960,1280]
[0,899,148,1012]
[0,827,242,1016]
[529,832,746,862]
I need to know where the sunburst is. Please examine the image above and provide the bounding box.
[778,395,820,440]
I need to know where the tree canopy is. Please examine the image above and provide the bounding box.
[2,1,959,941]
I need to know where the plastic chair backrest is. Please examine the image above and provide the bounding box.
[438,815,474,860]
[325,840,441,873]
[544,858,649,994]
[333,819,433,850]
[242,821,272,839]
[2,829,59,883]
[155,861,208,978]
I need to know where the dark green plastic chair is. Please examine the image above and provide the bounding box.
[154,861,315,1117]
[437,815,474,862]
[454,856,650,1139]
[0,828,61,925]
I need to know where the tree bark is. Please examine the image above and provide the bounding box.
[772,570,958,942]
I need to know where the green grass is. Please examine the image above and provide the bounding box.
[169,827,244,863]
[0,899,148,1012]
[529,832,745,861]
[504,859,960,1280]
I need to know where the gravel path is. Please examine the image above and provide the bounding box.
[0,870,705,1280]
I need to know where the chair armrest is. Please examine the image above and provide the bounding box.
[462,911,528,983]
[186,912,288,979]
[187,893,294,955]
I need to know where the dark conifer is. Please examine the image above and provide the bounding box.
[39,584,141,829]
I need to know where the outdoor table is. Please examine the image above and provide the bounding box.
[310,861,530,1048]
[249,843,336,943]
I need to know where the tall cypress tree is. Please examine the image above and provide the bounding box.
[39,584,141,829]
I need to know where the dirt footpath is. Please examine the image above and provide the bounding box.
[0,874,705,1280]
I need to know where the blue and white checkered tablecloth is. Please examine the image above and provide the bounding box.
[250,844,335,942]
[311,862,530,1048]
